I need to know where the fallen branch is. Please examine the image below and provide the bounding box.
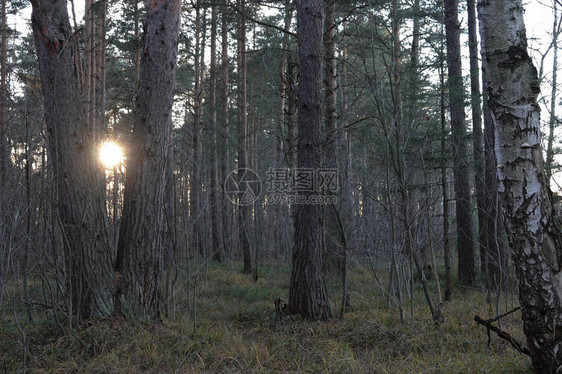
[486,306,521,324]
[474,314,530,356]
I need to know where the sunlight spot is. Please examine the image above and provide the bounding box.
[100,141,123,169]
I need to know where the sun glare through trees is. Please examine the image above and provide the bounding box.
[99,141,123,169]
[2,0,562,372]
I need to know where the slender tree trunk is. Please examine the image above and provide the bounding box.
[0,0,7,278]
[84,0,93,125]
[219,1,232,264]
[338,19,352,317]
[95,0,107,135]
[479,0,562,371]
[276,0,293,257]
[407,0,420,123]
[286,56,298,170]
[444,0,476,285]
[482,70,503,290]
[323,1,339,275]
[288,0,332,321]
[191,2,204,259]
[546,1,559,180]
[134,0,141,81]
[237,0,252,274]
[209,4,223,262]
[467,0,486,275]
[31,0,113,323]
[114,0,181,320]
[0,0,7,188]
[439,15,452,301]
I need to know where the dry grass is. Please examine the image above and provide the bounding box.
[0,263,531,373]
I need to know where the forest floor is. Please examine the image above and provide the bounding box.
[1,262,531,373]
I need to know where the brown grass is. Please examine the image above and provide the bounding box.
[0,262,531,373]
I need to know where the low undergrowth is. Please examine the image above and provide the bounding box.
[1,262,530,373]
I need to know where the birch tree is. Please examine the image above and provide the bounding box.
[479,0,562,371]
[467,0,486,274]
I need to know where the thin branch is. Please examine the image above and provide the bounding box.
[227,0,297,38]
[474,314,530,356]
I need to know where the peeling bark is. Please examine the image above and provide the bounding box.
[479,0,562,371]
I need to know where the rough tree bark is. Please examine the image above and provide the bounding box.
[444,0,476,285]
[479,0,562,371]
[31,0,113,323]
[114,0,181,320]
[288,0,332,321]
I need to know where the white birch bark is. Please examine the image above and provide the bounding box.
[479,1,562,371]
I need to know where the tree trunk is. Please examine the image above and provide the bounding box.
[219,1,232,264]
[546,1,559,180]
[237,0,252,274]
[209,4,223,262]
[406,0,420,123]
[286,56,298,170]
[479,0,562,371]
[114,0,181,320]
[191,2,205,260]
[276,0,293,258]
[444,0,476,285]
[323,1,340,275]
[438,14,452,301]
[467,0,486,275]
[0,0,7,188]
[288,0,332,321]
[482,70,504,291]
[95,0,107,136]
[31,0,113,323]
[338,19,352,317]
[134,0,141,81]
